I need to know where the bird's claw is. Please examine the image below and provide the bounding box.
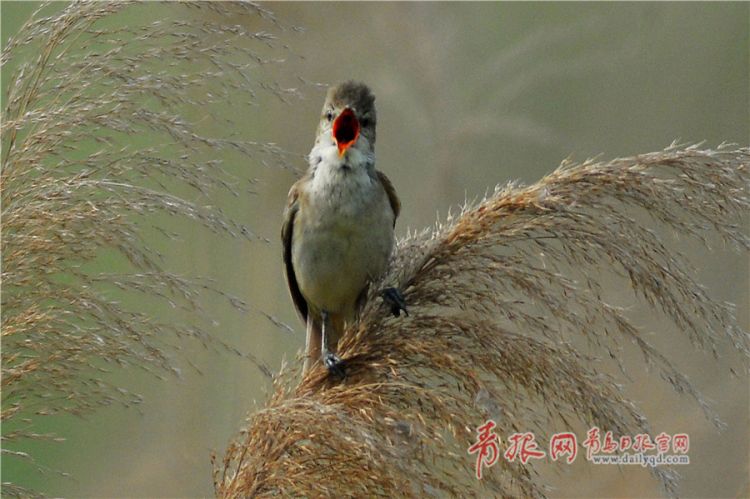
[324,352,346,379]
[381,287,408,317]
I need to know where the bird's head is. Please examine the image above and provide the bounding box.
[317,81,377,158]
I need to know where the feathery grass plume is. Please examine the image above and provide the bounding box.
[1,1,294,495]
[216,144,749,497]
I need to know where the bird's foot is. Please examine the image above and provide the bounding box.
[381,287,408,317]
[324,352,346,379]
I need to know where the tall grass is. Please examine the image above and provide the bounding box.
[215,144,749,497]
[1,1,292,495]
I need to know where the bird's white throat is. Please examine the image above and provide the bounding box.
[306,140,376,205]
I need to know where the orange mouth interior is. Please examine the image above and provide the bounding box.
[332,108,360,156]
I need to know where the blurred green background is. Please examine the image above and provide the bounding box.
[2,2,747,497]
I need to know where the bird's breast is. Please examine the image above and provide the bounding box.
[292,164,395,316]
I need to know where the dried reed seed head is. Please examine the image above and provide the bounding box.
[217,144,748,498]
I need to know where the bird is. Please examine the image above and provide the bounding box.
[281,81,406,377]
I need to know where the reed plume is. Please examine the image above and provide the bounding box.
[215,144,749,498]
[1,1,291,495]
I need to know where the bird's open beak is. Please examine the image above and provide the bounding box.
[332,108,360,157]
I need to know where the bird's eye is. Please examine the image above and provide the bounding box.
[360,118,370,128]
[325,111,334,122]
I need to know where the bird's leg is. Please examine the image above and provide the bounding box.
[321,310,345,378]
[381,287,408,317]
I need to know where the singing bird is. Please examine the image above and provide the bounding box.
[282,81,406,376]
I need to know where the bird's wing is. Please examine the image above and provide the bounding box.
[281,179,308,322]
[376,170,400,225]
